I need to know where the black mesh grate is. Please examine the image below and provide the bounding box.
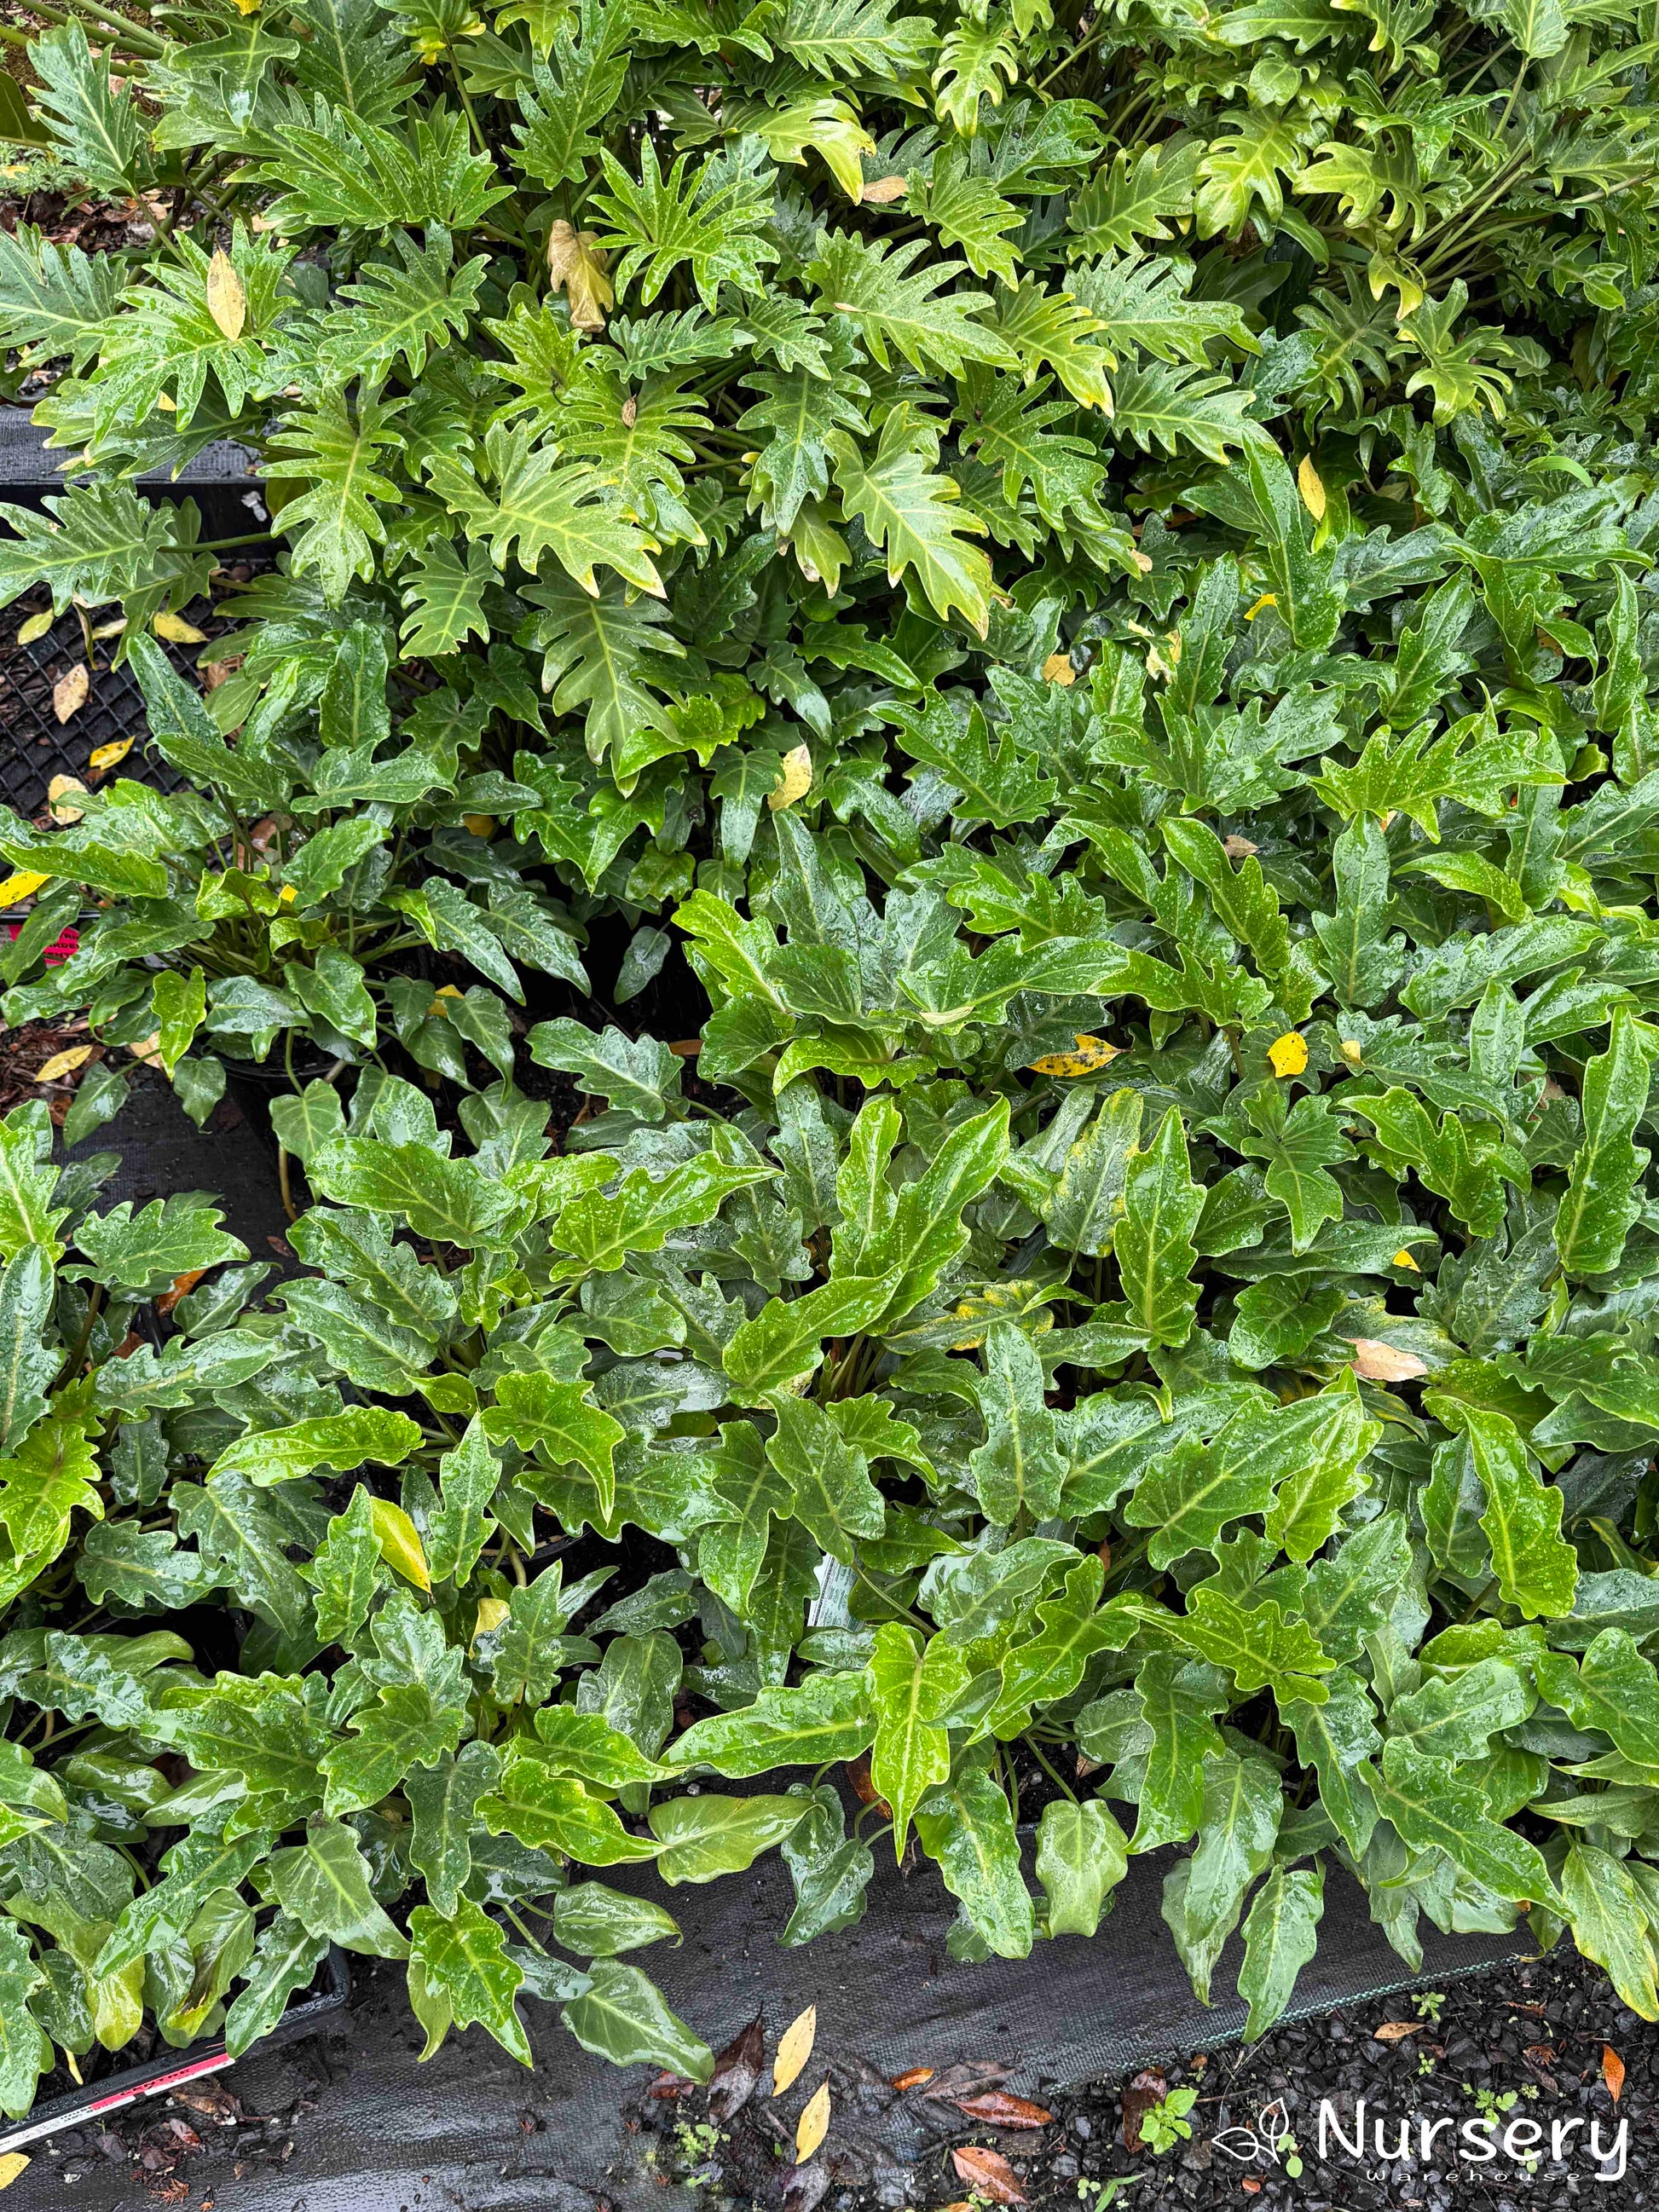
[0,580,263,820]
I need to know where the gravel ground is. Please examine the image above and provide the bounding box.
[632,1943,1650,2212]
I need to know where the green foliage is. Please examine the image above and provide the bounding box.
[6,0,1659,2120]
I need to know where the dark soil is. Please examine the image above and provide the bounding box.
[633,1943,1653,2212]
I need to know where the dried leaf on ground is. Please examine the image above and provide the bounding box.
[795,2081,831,2162]
[951,2146,1026,2203]
[708,2012,766,2121]
[953,2093,1052,2129]
[774,2005,817,2095]
[1603,2046,1625,2102]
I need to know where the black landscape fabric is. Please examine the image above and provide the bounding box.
[7,1844,1528,2212]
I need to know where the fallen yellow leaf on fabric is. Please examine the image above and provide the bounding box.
[773,2004,816,2095]
[0,2151,32,2192]
[1267,1031,1308,1077]
[35,1044,95,1083]
[795,2082,831,2163]
[16,609,52,645]
[1030,1034,1120,1077]
[89,735,136,774]
[767,743,813,811]
[0,870,48,910]
[53,664,89,722]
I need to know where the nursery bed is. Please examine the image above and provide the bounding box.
[2,1837,1533,2212]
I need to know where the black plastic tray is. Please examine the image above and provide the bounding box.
[0,1948,350,2161]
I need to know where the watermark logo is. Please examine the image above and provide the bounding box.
[1211,2096,1628,2185]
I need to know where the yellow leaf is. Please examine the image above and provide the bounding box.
[546,220,612,333]
[1350,1337,1427,1383]
[1338,1037,1363,1066]
[48,775,86,823]
[153,611,208,644]
[127,1032,164,1067]
[862,173,908,202]
[155,392,177,412]
[16,609,53,645]
[1391,1249,1421,1273]
[35,1044,94,1083]
[1267,1031,1308,1078]
[89,618,126,641]
[767,742,813,811]
[0,2152,32,2192]
[463,813,498,838]
[773,2004,817,2095]
[278,885,297,904]
[1244,593,1277,622]
[0,870,48,910]
[429,984,465,1016]
[53,664,89,722]
[1028,1033,1120,1078]
[1041,651,1075,687]
[795,2082,831,2163]
[206,247,247,341]
[472,1595,511,1645]
[370,1499,431,1591]
[89,735,136,774]
[1297,453,1327,523]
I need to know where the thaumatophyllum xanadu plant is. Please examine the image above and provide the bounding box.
[10,0,1659,2123]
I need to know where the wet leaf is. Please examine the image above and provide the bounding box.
[88,734,136,774]
[1268,1031,1308,1077]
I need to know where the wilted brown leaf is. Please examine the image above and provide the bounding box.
[1373,2022,1423,2042]
[1350,1338,1428,1383]
[156,1268,209,1316]
[53,664,90,722]
[954,2094,1052,2130]
[1603,2047,1625,2103]
[891,2067,934,2091]
[950,2146,1026,2204]
[546,219,613,332]
[861,173,908,202]
[1121,2069,1167,2153]
[708,2012,766,2122]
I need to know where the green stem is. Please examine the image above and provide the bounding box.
[44,0,166,56]
[1024,1736,1079,1803]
